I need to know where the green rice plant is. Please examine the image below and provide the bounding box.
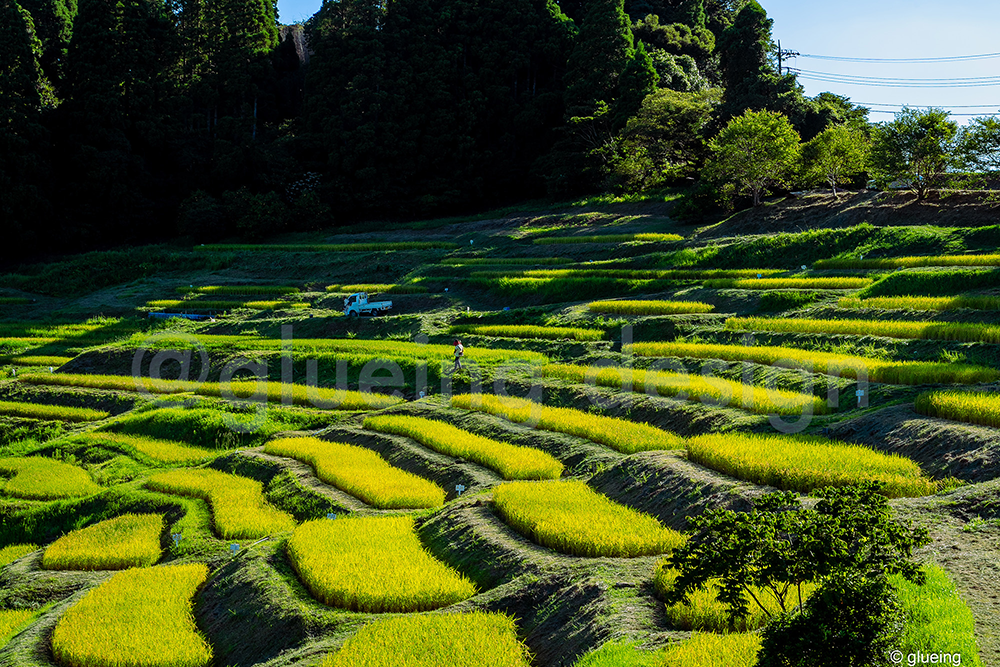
[175,285,300,295]
[287,516,476,612]
[473,268,780,280]
[450,393,683,454]
[0,400,108,422]
[858,268,1000,298]
[726,316,1000,344]
[0,457,101,499]
[0,543,37,567]
[628,341,1000,385]
[76,432,218,464]
[705,277,872,290]
[587,300,715,315]
[146,469,295,539]
[686,432,936,498]
[541,363,828,415]
[265,437,445,508]
[146,299,309,310]
[572,640,664,667]
[450,324,605,341]
[363,414,563,480]
[195,241,457,252]
[840,295,1000,311]
[492,480,684,557]
[20,373,403,410]
[659,632,761,667]
[892,565,982,667]
[0,609,36,647]
[533,233,682,245]
[0,355,74,366]
[325,283,428,294]
[0,298,31,305]
[51,563,212,667]
[816,254,1000,269]
[915,390,1000,428]
[441,257,572,265]
[42,513,163,570]
[321,612,531,667]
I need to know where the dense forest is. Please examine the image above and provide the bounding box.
[0,0,919,259]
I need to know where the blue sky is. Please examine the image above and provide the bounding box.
[275,0,1000,120]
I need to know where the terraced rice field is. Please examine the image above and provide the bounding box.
[195,241,458,251]
[176,285,300,295]
[76,432,218,463]
[816,254,1000,269]
[533,233,682,244]
[287,516,476,612]
[42,514,163,570]
[492,480,685,557]
[451,324,605,341]
[704,277,872,290]
[0,609,36,646]
[587,300,715,315]
[726,316,1000,343]
[0,400,109,422]
[265,437,446,508]
[915,390,1000,428]
[325,283,428,294]
[0,457,101,499]
[840,295,1000,311]
[0,544,37,567]
[146,299,310,311]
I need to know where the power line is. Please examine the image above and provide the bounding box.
[867,109,998,117]
[858,102,1000,108]
[796,69,1000,83]
[792,73,1000,89]
[799,52,1000,64]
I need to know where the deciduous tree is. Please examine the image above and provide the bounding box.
[869,107,959,200]
[803,124,869,195]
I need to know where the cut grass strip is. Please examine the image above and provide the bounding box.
[146,299,309,311]
[363,415,563,480]
[687,432,936,498]
[660,633,761,667]
[840,295,1000,311]
[195,241,457,252]
[0,400,108,422]
[0,609,36,647]
[321,612,531,667]
[915,390,1000,429]
[541,363,828,415]
[287,516,475,612]
[0,457,101,499]
[451,324,605,341]
[77,432,218,464]
[587,300,715,315]
[441,257,572,265]
[42,514,162,570]
[817,254,1000,269]
[450,393,683,454]
[175,285,299,295]
[726,316,1000,344]
[492,480,684,557]
[51,563,212,667]
[146,469,295,539]
[20,373,403,410]
[628,341,1000,385]
[0,543,37,567]
[265,437,445,508]
[325,283,428,294]
[533,233,682,245]
[705,277,872,290]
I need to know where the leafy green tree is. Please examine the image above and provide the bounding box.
[869,107,959,200]
[958,116,1000,176]
[17,0,76,85]
[612,41,659,129]
[678,0,706,28]
[803,124,870,195]
[717,1,772,113]
[564,0,635,115]
[705,108,801,206]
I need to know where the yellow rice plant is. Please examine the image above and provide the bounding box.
[175,285,300,295]
[726,316,1000,344]
[491,480,684,557]
[0,400,108,422]
[265,437,445,508]
[472,268,780,280]
[325,283,428,294]
[450,324,605,341]
[51,563,212,667]
[687,432,936,498]
[146,300,309,310]
[321,612,532,667]
[840,295,1000,311]
[363,414,563,480]
[195,241,456,252]
[660,632,761,667]
[816,254,1000,269]
[653,562,817,632]
[541,363,827,415]
[915,390,1000,429]
[441,256,571,265]
[705,277,872,290]
[0,457,101,499]
[146,469,295,539]
[587,300,715,315]
[0,543,37,567]
[42,514,163,571]
[0,355,75,367]
[287,516,476,612]
[450,393,683,454]
[628,341,1000,385]
[78,433,218,464]
[533,233,682,244]
[0,609,36,646]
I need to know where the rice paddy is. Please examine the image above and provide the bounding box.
[76,432,218,464]
[0,543,38,567]
[175,285,300,295]
[325,283,428,294]
[450,393,684,453]
[659,633,761,667]
[451,324,605,341]
[628,341,1000,385]
[893,565,982,667]
[320,612,532,667]
[0,609,36,646]
[726,316,1000,344]
[50,563,213,667]
[491,480,685,557]
[705,277,873,290]
[915,390,1000,429]
[265,437,446,508]
[363,414,563,480]
[0,355,74,366]
[532,233,682,244]
[0,457,102,499]
[840,295,1000,311]
[587,300,715,315]
[146,299,310,311]
[441,257,571,265]
[0,400,109,422]
[816,254,1000,269]
[146,469,295,539]
[42,514,163,570]
[686,432,936,498]
[287,516,476,612]
[195,241,457,252]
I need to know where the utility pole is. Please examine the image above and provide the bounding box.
[777,40,800,76]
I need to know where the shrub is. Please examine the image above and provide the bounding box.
[42,514,163,570]
[450,324,605,341]
[587,300,714,315]
[0,457,101,499]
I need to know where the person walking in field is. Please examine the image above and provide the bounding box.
[452,339,464,372]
